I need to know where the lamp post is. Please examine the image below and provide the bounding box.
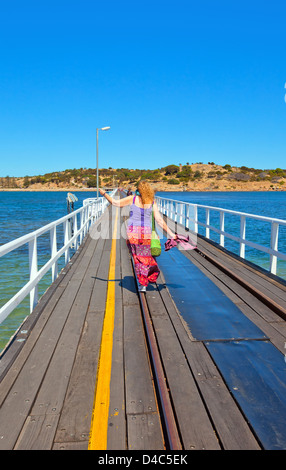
[96,126,110,199]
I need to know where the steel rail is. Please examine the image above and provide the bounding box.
[130,259,182,450]
[138,290,182,450]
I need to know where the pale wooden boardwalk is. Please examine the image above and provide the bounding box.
[0,204,285,450]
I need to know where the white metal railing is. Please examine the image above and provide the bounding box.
[155,196,286,276]
[0,192,116,326]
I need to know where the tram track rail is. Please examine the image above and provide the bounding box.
[138,290,182,450]
[130,258,182,450]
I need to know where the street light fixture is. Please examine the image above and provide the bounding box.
[96,126,110,199]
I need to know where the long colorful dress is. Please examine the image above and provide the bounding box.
[126,196,160,287]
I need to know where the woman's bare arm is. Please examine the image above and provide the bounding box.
[153,202,176,238]
[98,188,133,207]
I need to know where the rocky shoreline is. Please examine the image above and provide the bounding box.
[1,183,284,192]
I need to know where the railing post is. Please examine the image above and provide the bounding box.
[79,209,84,244]
[179,203,184,225]
[73,213,78,250]
[29,237,38,313]
[87,204,91,231]
[205,208,210,239]
[83,206,87,237]
[220,211,225,247]
[186,204,190,230]
[193,205,198,234]
[50,225,58,282]
[239,215,246,259]
[270,222,279,274]
[64,220,70,264]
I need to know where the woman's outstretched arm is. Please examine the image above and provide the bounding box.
[153,201,176,238]
[98,188,133,207]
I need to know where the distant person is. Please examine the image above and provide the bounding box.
[126,188,132,196]
[99,181,176,292]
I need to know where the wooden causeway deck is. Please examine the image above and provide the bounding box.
[0,203,286,450]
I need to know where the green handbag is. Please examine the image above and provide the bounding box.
[151,206,161,257]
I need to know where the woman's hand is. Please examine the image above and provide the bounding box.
[167,231,177,239]
[98,188,106,196]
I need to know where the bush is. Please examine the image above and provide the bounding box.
[87,177,100,187]
[228,172,250,181]
[269,168,286,177]
[163,165,179,176]
[177,166,192,180]
[168,178,180,185]
[23,176,30,188]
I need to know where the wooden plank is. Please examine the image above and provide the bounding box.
[155,274,261,450]
[146,288,221,450]
[14,414,60,450]
[124,303,158,416]
[197,236,286,306]
[53,440,88,450]
[127,413,164,451]
[28,246,99,417]
[53,208,125,450]
[107,237,127,450]
[0,236,99,449]
[54,311,105,447]
[53,238,108,447]
[53,208,123,450]
[0,233,92,383]
[124,303,164,450]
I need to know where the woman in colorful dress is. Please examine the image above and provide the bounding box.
[99,181,176,292]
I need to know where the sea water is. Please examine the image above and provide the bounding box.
[0,190,285,351]
[0,191,96,351]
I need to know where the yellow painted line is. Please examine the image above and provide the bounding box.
[88,208,119,450]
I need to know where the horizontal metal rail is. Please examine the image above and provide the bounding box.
[155,195,286,277]
[0,190,116,326]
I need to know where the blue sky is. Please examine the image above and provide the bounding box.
[0,0,285,176]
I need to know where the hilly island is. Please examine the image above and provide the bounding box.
[1,162,285,192]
